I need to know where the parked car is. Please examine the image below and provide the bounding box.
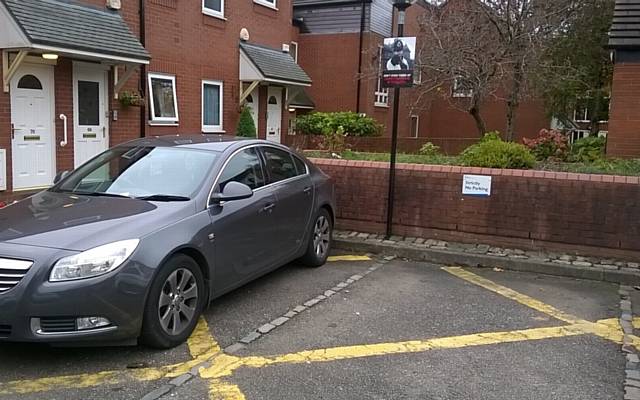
[0,135,335,348]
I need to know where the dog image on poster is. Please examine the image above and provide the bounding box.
[382,37,416,88]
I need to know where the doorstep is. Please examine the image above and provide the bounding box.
[333,230,640,285]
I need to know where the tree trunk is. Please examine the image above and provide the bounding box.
[505,62,524,141]
[469,98,487,137]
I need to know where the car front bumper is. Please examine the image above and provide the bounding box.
[0,242,152,345]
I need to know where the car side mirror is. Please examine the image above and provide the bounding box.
[211,182,254,204]
[53,170,70,184]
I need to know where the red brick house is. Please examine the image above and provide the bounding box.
[607,0,640,158]
[0,0,309,202]
[292,0,551,153]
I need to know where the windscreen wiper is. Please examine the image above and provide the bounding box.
[136,195,191,202]
[70,191,133,199]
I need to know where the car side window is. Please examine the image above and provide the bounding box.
[218,148,265,191]
[261,147,298,184]
[292,155,308,176]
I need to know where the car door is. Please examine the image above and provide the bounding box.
[259,146,314,263]
[209,147,277,292]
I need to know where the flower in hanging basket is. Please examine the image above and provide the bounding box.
[118,91,145,107]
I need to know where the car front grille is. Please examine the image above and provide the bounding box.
[0,324,11,337]
[39,317,77,333]
[0,258,33,294]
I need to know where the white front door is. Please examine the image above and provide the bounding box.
[245,88,259,133]
[266,87,282,143]
[73,64,108,168]
[10,64,55,190]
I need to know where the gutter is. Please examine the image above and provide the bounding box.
[356,0,366,113]
[139,0,146,138]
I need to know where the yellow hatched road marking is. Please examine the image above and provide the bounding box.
[327,255,371,262]
[0,265,632,399]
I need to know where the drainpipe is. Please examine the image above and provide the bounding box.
[356,0,366,114]
[139,0,147,138]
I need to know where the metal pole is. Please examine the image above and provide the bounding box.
[385,9,406,239]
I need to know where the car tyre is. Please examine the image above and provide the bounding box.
[141,254,206,349]
[301,208,333,268]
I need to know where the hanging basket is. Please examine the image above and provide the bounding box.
[118,91,145,108]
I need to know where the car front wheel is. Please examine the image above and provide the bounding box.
[141,254,205,349]
[301,208,333,268]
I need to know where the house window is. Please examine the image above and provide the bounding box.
[573,97,610,123]
[410,115,419,138]
[203,0,224,18]
[148,73,179,124]
[202,80,224,132]
[452,76,473,98]
[290,41,298,63]
[254,0,276,9]
[375,46,389,107]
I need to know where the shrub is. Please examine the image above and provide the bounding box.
[480,131,502,143]
[236,107,257,138]
[418,142,442,157]
[569,136,606,162]
[295,112,381,137]
[461,133,535,169]
[522,129,569,161]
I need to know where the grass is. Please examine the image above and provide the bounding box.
[305,150,640,176]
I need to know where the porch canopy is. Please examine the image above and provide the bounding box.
[239,41,313,107]
[0,0,150,92]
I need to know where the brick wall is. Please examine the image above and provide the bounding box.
[607,62,640,158]
[313,158,640,259]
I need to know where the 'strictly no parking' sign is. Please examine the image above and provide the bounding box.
[462,175,491,197]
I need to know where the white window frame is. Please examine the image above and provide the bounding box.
[148,73,179,124]
[202,80,224,133]
[375,46,389,107]
[254,0,277,10]
[410,115,419,138]
[573,104,590,123]
[452,76,473,98]
[290,41,299,63]
[202,0,224,19]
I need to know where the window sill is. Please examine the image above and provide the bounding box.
[202,9,226,20]
[149,121,179,126]
[202,128,226,134]
[374,103,389,108]
[253,0,278,11]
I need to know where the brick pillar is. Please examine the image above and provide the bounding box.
[607,61,640,158]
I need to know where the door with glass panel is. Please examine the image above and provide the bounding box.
[73,63,108,168]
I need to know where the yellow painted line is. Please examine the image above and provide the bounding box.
[327,255,371,262]
[209,379,247,400]
[189,317,222,359]
[634,317,640,330]
[442,267,586,324]
[201,320,621,380]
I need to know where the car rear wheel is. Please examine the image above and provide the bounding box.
[141,254,205,349]
[301,208,333,268]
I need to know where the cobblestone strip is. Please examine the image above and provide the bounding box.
[334,230,639,272]
[621,285,640,400]
[143,255,392,400]
[333,230,640,285]
[228,255,391,352]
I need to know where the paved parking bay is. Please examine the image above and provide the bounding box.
[0,255,628,400]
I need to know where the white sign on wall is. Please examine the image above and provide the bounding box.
[0,149,5,191]
[462,175,491,197]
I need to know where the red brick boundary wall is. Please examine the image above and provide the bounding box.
[311,158,640,260]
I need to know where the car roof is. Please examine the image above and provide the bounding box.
[118,135,277,153]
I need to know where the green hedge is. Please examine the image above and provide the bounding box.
[295,112,381,137]
[460,132,536,169]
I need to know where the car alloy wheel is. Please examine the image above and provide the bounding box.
[313,215,331,258]
[158,268,198,336]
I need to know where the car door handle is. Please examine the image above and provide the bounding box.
[303,187,312,195]
[260,203,276,213]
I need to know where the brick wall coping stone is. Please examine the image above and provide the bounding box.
[333,230,640,285]
[309,158,640,184]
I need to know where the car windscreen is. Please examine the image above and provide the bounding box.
[53,146,220,199]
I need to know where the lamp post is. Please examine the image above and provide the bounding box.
[385,0,415,239]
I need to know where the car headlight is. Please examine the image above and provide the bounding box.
[50,239,140,282]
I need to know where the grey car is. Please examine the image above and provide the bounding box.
[0,135,335,348]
